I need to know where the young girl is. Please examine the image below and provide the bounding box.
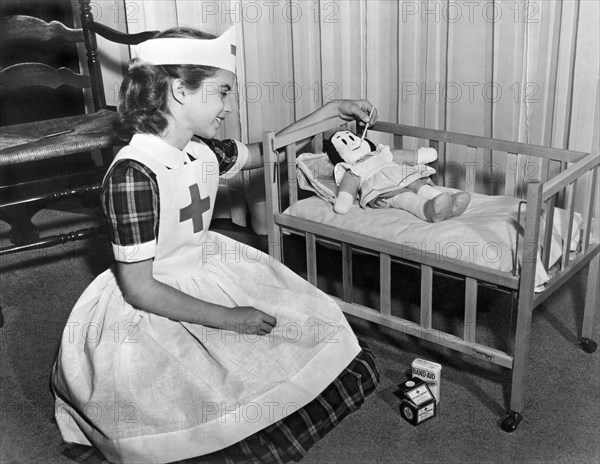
[52,26,379,464]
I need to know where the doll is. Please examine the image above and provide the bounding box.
[323,130,471,222]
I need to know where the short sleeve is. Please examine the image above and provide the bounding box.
[101,160,159,263]
[197,137,249,179]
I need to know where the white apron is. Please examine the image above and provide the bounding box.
[52,134,360,464]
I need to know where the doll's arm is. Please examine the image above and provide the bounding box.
[334,171,360,214]
[391,147,437,165]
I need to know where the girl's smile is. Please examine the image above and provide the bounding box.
[194,69,235,138]
[167,69,236,147]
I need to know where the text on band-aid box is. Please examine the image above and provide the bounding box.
[411,358,442,403]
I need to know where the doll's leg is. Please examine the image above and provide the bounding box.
[384,191,452,222]
[410,179,443,200]
[411,180,471,219]
[449,191,471,218]
[422,193,452,222]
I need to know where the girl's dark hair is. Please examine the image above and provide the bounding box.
[115,27,220,140]
[324,132,377,165]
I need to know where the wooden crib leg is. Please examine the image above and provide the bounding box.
[501,181,544,432]
[503,286,536,432]
[580,253,599,353]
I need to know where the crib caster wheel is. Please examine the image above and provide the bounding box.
[579,338,597,353]
[501,411,523,432]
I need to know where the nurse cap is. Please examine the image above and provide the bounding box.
[132,26,236,73]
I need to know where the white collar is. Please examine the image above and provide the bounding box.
[129,134,193,169]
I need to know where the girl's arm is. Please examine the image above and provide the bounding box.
[117,259,277,334]
[241,99,378,170]
[276,99,376,138]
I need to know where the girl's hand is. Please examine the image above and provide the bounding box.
[225,307,277,335]
[335,100,378,125]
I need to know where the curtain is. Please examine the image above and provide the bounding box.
[122,0,598,220]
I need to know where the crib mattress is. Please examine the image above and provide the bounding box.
[284,189,583,290]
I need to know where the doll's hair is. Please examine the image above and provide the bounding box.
[323,131,377,165]
[115,27,220,140]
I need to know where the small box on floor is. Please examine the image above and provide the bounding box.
[411,358,442,403]
[397,378,437,426]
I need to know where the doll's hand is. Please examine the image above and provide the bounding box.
[225,307,277,335]
[334,100,378,125]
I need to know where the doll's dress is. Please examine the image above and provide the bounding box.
[334,144,436,207]
[52,134,361,464]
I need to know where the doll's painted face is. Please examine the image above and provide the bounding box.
[331,130,372,165]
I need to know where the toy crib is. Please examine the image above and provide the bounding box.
[262,116,599,432]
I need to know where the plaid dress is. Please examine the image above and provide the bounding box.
[54,134,379,464]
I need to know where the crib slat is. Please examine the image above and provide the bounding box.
[542,196,556,270]
[539,158,551,183]
[465,146,477,192]
[593,167,600,247]
[420,265,433,329]
[516,155,533,199]
[286,144,298,205]
[306,232,317,285]
[314,133,323,154]
[394,134,404,149]
[561,163,572,211]
[262,131,282,261]
[342,243,353,303]
[556,161,568,207]
[505,153,519,198]
[582,166,598,252]
[429,140,440,185]
[380,253,391,316]
[464,277,478,344]
[561,181,577,270]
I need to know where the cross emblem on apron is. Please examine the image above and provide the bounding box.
[179,184,210,233]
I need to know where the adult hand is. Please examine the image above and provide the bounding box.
[225,306,277,335]
[335,99,378,125]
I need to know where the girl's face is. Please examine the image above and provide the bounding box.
[181,69,235,139]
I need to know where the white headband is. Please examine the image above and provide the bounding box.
[132,27,236,73]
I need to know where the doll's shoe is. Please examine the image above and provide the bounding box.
[423,193,452,222]
[450,192,471,218]
[415,147,438,164]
